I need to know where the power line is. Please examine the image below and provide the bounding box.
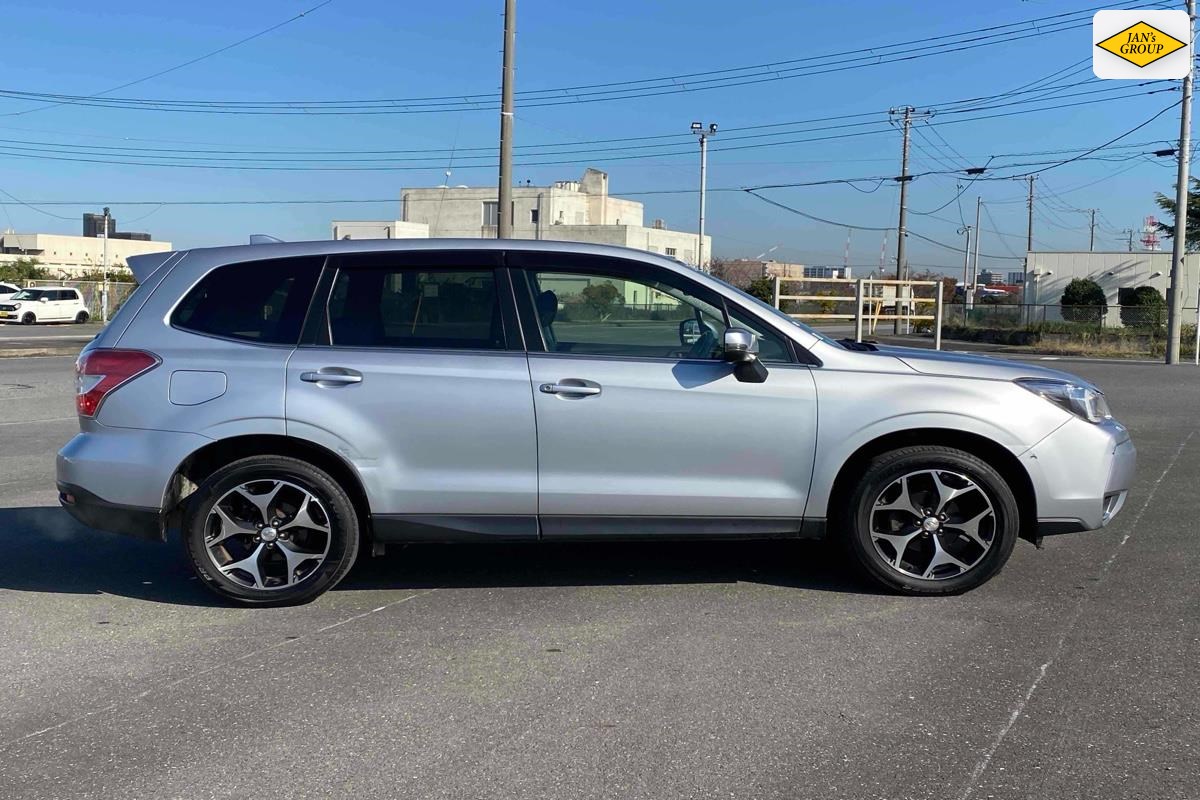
[0,3,1164,116]
[3,1,337,118]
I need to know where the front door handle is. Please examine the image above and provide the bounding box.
[301,368,363,386]
[540,382,601,396]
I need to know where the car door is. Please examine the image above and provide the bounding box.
[285,249,539,540]
[510,250,818,537]
[47,289,68,320]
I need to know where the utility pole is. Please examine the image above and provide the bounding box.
[101,206,110,324]
[1088,209,1097,252]
[890,106,930,333]
[1121,228,1134,252]
[496,0,516,239]
[1024,176,1035,324]
[1166,0,1195,364]
[968,195,982,313]
[691,122,717,270]
[958,224,972,323]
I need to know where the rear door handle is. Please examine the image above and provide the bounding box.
[539,382,601,396]
[301,369,363,386]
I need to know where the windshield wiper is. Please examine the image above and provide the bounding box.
[838,338,879,352]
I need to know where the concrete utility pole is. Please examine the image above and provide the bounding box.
[496,0,516,239]
[958,224,972,323]
[1088,209,1097,252]
[1166,0,1195,364]
[691,122,717,270]
[890,106,930,332]
[968,195,982,313]
[101,206,110,324]
[1023,176,1034,323]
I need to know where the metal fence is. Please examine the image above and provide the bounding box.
[943,302,1200,330]
[772,275,945,349]
[25,280,137,320]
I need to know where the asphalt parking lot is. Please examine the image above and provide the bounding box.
[1,354,1197,800]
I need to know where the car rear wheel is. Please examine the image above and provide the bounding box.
[842,445,1019,595]
[21,312,35,325]
[75,311,90,324]
[183,455,360,605]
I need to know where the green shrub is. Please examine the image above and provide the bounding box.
[1117,286,1166,330]
[1060,278,1107,325]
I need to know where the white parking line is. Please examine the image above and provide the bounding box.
[0,416,75,427]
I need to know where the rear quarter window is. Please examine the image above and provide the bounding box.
[172,256,323,345]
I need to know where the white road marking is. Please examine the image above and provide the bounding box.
[957,429,1195,800]
[0,416,76,427]
[0,588,437,751]
[0,335,94,341]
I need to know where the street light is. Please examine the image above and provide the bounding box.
[692,122,717,270]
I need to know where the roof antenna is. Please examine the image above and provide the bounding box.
[249,234,285,245]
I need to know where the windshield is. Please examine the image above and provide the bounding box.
[707,274,837,345]
[10,289,46,301]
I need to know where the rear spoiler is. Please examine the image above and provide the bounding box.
[126,251,181,283]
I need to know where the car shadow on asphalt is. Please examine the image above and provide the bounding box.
[0,506,884,605]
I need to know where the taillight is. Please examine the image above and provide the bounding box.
[75,349,160,417]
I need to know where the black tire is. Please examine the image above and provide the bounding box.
[840,445,1019,595]
[21,312,35,325]
[183,455,360,605]
[75,310,90,324]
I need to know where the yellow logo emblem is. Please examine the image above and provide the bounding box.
[1096,21,1187,68]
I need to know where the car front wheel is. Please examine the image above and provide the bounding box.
[183,455,360,605]
[842,445,1019,595]
[21,312,35,325]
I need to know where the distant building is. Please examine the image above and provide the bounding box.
[82,213,116,239]
[332,168,710,267]
[0,231,172,277]
[978,270,1004,285]
[803,265,852,279]
[1024,250,1199,325]
[1006,271,1025,285]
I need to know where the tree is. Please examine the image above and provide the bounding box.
[1118,285,1166,329]
[745,277,775,304]
[75,267,137,284]
[0,257,48,284]
[579,281,622,318]
[709,258,767,289]
[1154,177,1200,250]
[1060,277,1107,324]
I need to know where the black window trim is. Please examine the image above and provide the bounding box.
[306,250,520,353]
[505,250,804,365]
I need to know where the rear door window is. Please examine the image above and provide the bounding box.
[173,256,323,344]
[327,266,504,350]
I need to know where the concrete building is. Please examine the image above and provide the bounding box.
[331,220,429,240]
[332,168,710,268]
[1023,250,1200,323]
[0,231,172,278]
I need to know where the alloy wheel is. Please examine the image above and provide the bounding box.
[204,479,333,590]
[869,469,997,581]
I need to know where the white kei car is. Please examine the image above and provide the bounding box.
[0,287,91,324]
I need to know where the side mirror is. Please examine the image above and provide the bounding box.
[722,328,768,383]
[721,328,758,363]
[39,296,49,303]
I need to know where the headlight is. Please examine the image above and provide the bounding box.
[1016,378,1111,423]
[11,302,20,309]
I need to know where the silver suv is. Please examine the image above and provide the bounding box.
[57,240,1136,604]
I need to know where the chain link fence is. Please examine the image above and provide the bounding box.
[25,280,138,319]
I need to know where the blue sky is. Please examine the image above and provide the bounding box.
[0,1,1185,275]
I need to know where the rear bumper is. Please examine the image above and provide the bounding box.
[1025,417,1136,536]
[58,482,162,540]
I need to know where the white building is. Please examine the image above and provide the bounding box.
[0,231,172,278]
[1022,250,1200,324]
[332,168,711,267]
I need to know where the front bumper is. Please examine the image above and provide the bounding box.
[1023,417,1136,536]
